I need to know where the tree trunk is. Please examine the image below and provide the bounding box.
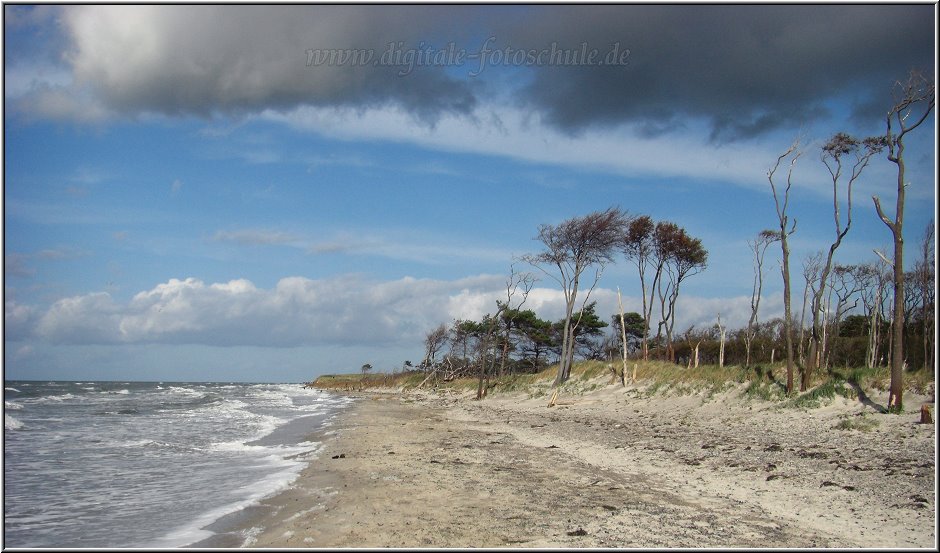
[617,287,628,385]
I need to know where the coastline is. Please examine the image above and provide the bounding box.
[218,384,935,548]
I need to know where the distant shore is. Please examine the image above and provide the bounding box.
[214,381,935,548]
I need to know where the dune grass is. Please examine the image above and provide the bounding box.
[310,358,934,410]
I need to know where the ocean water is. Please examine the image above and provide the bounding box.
[3,380,353,548]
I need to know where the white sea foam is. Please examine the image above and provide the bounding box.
[34,393,77,403]
[6,400,24,410]
[6,387,22,392]
[6,414,24,430]
[152,457,310,548]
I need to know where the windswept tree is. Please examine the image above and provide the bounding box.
[621,215,657,360]
[657,224,708,361]
[872,71,935,411]
[768,138,802,395]
[421,322,449,371]
[745,230,779,366]
[524,207,632,385]
[804,132,885,390]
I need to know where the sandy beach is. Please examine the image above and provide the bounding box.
[214,382,935,548]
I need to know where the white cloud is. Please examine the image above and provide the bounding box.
[212,228,299,246]
[259,103,883,198]
[24,273,775,350]
[29,275,511,347]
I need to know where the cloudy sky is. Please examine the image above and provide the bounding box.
[3,4,936,382]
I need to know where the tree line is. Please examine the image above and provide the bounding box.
[385,71,933,409]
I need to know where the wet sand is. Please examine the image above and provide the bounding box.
[219,383,935,548]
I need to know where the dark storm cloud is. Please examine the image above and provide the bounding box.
[14,5,935,139]
[36,5,484,121]
[508,5,935,140]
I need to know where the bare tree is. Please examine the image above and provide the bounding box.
[421,323,449,371]
[872,70,935,411]
[856,259,890,369]
[799,251,824,367]
[916,222,935,372]
[768,139,803,395]
[716,313,726,368]
[745,230,779,366]
[524,207,632,385]
[478,267,536,399]
[826,264,864,368]
[804,133,885,390]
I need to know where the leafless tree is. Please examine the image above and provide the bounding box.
[524,207,632,385]
[856,259,891,368]
[745,230,779,366]
[477,266,536,399]
[768,138,803,395]
[872,70,935,410]
[825,264,864,368]
[798,251,824,367]
[916,222,935,372]
[421,323,449,370]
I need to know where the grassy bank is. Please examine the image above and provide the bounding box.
[309,360,935,409]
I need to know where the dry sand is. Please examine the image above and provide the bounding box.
[213,381,935,548]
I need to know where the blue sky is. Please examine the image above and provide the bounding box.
[3,4,936,382]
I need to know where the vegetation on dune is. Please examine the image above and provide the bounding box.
[309,358,933,412]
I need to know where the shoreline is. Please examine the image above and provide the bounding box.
[212,384,935,548]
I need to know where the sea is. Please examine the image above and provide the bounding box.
[2,380,354,548]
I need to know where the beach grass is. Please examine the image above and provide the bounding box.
[310,358,934,409]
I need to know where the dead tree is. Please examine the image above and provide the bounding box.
[872,71,935,411]
[716,313,726,368]
[418,322,449,387]
[768,138,803,395]
[745,230,779,366]
[917,223,935,372]
[798,251,824,367]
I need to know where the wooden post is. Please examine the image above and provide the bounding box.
[920,404,933,424]
[617,287,628,386]
[717,313,726,368]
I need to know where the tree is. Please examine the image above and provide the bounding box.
[610,311,646,356]
[621,215,657,360]
[421,323,449,371]
[872,70,935,411]
[915,222,935,372]
[524,207,632,386]
[513,309,557,372]
[563,302,609,360]
[798,251,824,367]
[360,363,373,375]
[745,230,779,366]
[768,138,802,395]
[804,133,885,390]
[654,222,708,362]
[660,228,708,360]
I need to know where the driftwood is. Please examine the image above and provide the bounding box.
[548,389,559,407]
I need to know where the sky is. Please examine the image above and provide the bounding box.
[2,4,936,383]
